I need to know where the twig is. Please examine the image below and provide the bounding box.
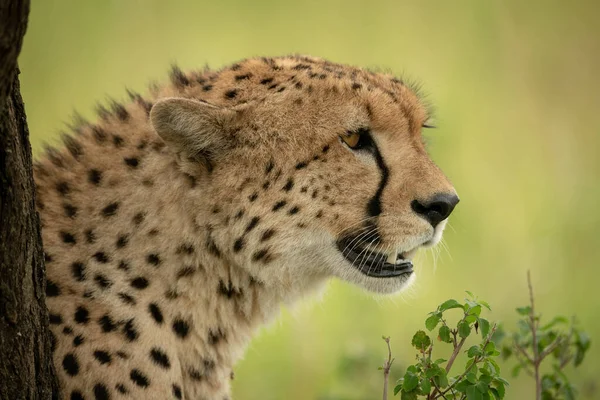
[527,270,542,400]
[445,336,467,373]
[382,336,395,400]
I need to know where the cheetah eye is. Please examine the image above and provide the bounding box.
[340,128,373,151]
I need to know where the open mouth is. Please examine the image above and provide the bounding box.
[336,237,414,278]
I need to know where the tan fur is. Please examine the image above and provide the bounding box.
[34,55,457,400]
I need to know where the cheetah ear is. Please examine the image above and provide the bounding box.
[150,97,235,170]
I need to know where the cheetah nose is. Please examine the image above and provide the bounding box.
[411,193,459,228]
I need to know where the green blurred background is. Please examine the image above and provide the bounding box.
[20,1,599,398]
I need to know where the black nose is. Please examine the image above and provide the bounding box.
[411,193,460,228]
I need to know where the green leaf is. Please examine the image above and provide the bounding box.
[425,314,440,331]
[465,315,478,324]
[466,290,475,298]
[438,325,452,343]
[466,372,477,384]
[540,316,568,331]
[455,380,470,393]
[516,306,532,316]
[476,380,489,393]
[479,300,492,311]
[403,374,419,391]
[439,299,463,312]
[420,379,432,394]
[511,364,522,378]
[468,305,482,317]
[479,318,490,339]
[467,346,481,358]
[411,330,431,351]
[458,320,472,338]
[434,358,447,364]
[400,390,418,400]
[484,341,497,355]
[466,385,483,400]
[492,382,506,399]
[394,384,402,396]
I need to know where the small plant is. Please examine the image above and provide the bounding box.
[389,292,506,400]
[380,272,590,400]
[499,271,591,400]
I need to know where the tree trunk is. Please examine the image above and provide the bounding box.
[0,0,60,398]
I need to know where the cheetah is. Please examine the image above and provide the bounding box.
[34,55,459,400]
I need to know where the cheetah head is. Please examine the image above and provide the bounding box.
[150,57,458,295]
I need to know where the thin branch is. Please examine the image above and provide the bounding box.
[382,336,395,400]
[445,336,467,373]
[527,271,542,400]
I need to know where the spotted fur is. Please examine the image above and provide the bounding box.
[35,55,457,399]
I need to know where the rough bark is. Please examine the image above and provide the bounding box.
[0,0,60,398]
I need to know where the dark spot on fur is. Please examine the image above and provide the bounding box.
[245,216,260,233]
[189,368,202,381]
[118,292,136,305]
[176,243,195,254]
[131,277,149,289]
[272,200,286,211]
[71,391,84,400]
[87,169,102,185]
[60,231,77,244]
[282,178,294,192]
[101,202,119,217]
[74,306,89,324]
[93,383,109,400]
[124,157,139,168]
[218,280,242,299]
[150,348,171,369]
[173,319,190,338]
[116,384,128,394]
[49,313,62,324]
[116,235,129,248]
[146,253,161,266]
[206,236,222,258]
[118,260,130,271]
[235,73,252,81]
[62,353,79,376]
[248,192,258,202]
[233,238,244,252]
[56,181,70,196]
[260,77,273,85]
[202,84,213,91]
[130,369,150,388]
[123,318,139,341]
[208,328,226,345]
[234,209,245,219]
[170,65,190,86]
[73,335,84,347]
[113,135,124,147]
[260,229,275,242]
[295,161,307,169]
[149,303,164,324]
[116,351,129,359]
[176,266,195,278]
[63,203,77,218]
[71,262,85,281]
[99,315,117,332]
[94,350,112,365]
[133,212,145,225]
[224,89,238,99]
[62,326,73,335]
[85,229,96,244]
[173,384,182,399]
[93,252,109,264]
[46,280,60,297]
